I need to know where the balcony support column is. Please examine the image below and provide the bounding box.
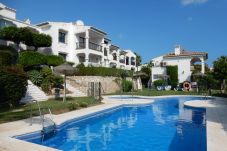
[85,53,89,66]
[85,30,89,49]
[201,57,205,74]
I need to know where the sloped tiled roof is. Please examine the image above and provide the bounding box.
[164,50,207,58]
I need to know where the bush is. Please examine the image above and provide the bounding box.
[32,33,52,50]
[0,51,12,66]
[67,102,79,110]
[41,66,52,77]
[52,75,64,88]
[0,26,21,44]
[76,63,85,68]
[79,102,88,108]
[153,79,165,87]
[46,55,64,66]
[41,78,51,94]
[0,45,18,64]
[0,65,28,107]
[75,66,133,77]
[19,51,46,70]
[166,66,178,88]
[122,80,133,92]
[66,61,75,66]
[28,70,43,86]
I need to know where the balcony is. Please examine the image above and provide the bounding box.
[76,42,85,49]
[89,42,102,52]
[76,42,102,52]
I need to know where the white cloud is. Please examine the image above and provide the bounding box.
[181,0,208,6]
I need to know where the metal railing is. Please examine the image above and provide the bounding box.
[76,42,85,49]
[29,100,56,134]
[76,42,103,52]
[89,42,102,52]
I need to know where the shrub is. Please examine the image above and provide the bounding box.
[52,75,64,88]
[41,78,51,94]
[32,33,52,50]
[67,102,79,110]
[66,61,75,66]
[122,80,133,92]
[19,27,34,46]
[79,102,88,108]
[0,26,21,44]
[28,70,43,86]
[0,65,28,107]
[75,67,133,77]
[0,51,12,66]
[41,66,52,77]
[153,79,165,87]
[19,51,46,69]
[166,66,178,88]
[0,45,18,64]
[46,55,64,66]
[76,63,85,68]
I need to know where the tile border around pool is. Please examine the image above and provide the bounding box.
[0,95,226,151]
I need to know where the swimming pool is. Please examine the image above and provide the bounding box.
[16,97,206,151]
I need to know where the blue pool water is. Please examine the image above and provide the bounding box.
[16,97,206,151]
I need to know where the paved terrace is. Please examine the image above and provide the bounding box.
[0,95,226,151]
[184,97,227,151]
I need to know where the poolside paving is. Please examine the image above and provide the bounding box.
[184,97,227,151]
[0,95,227,151]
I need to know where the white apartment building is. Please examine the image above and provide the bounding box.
[151,45,208,83]
[0,3,137,70]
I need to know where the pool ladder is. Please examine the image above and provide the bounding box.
[29,100,56,135]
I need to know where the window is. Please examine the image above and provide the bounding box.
[113,53,117,61]
[104,48,107,56]
[160,62,167,67]
[126,57,129,65]
[58,53,67,61]
[79,37,85,43]
[59,31,67,43]
[0,19,16,28]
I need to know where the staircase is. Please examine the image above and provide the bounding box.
[20,80,48,103]
[66,82,87,97]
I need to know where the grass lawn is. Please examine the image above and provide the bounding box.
[107,88,199,96]
[0,97,101,124]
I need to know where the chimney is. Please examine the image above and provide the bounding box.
[175,45,182,55]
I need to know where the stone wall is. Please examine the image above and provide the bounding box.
[67,76,122,95]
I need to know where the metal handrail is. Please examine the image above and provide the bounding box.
[29,100,55,130]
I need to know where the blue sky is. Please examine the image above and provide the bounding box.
[2,0,227,66]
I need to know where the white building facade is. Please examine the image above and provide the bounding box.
[0,3,137,70]
[151,45,208,83]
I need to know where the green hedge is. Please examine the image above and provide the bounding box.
[46,55,64,66]
[154,79,165,87]
[75,66,133,77]
[0,45,18,64]
[19,51,47,69]
[122,80,133,92]
[19,51,64,69]
[166,66,178,87]
[0,66,28,107]
[0,51,12,66]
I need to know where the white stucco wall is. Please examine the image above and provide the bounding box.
[0,4,16,19]
[151,54,193,83]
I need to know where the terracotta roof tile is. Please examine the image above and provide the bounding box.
[164,50,207,58]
